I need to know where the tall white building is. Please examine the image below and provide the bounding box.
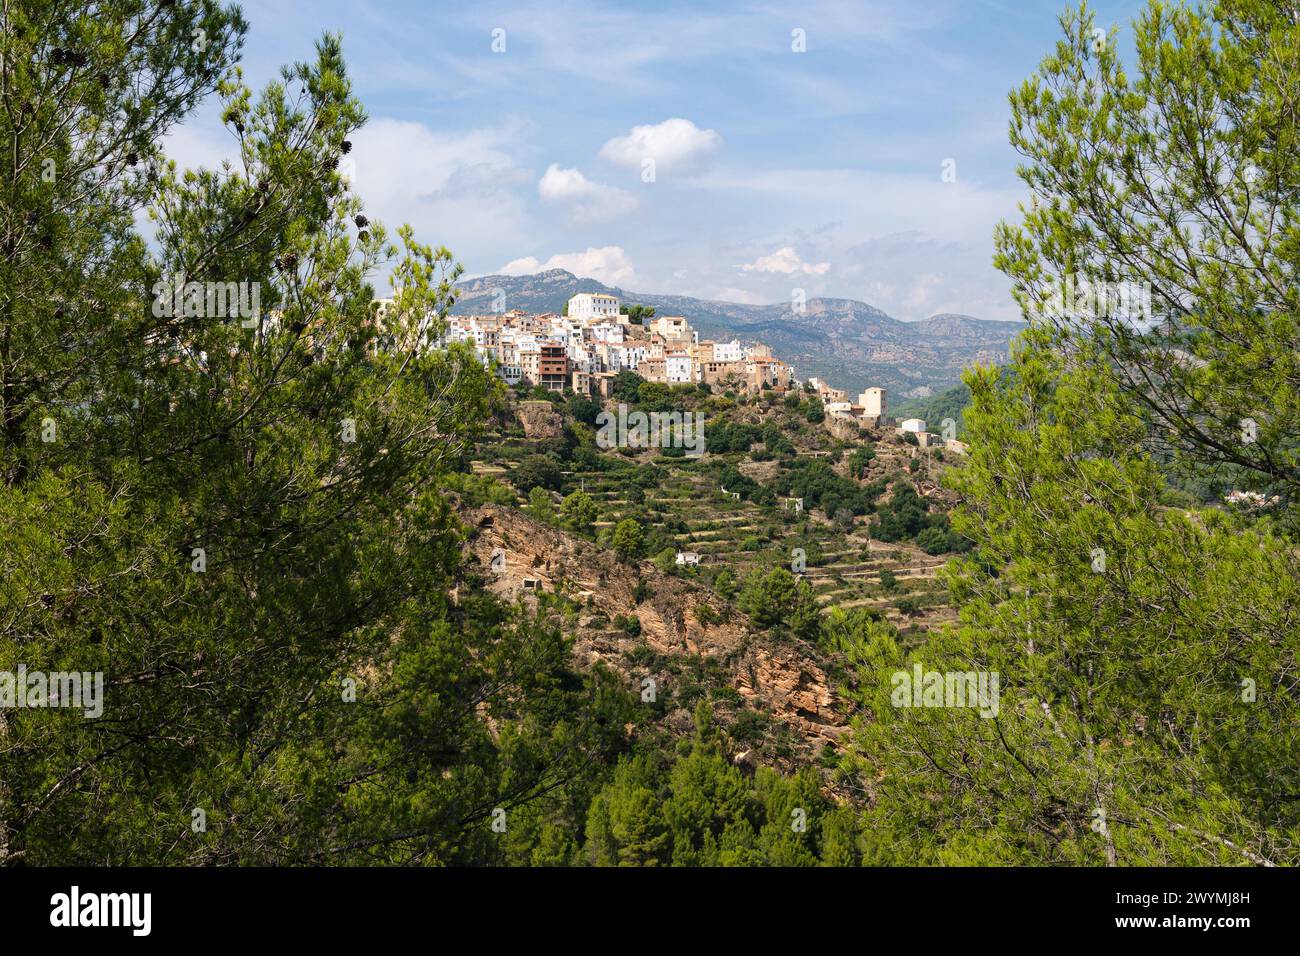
[858,387,886,419]
[567,292,620,320]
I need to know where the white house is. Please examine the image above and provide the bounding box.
[568,292,620,320]
[569,347,597,374]
[675,551,702,566]
[652,315,691,339]
[900,418,926,433]
[712,339,744,363]
[607,343,645,370]
[858,387,886,419]
[590,322,624,344]
[665,353,694,384]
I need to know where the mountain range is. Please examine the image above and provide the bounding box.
[452,269,1025,397]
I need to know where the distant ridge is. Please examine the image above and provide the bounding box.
[453,269,1024,396]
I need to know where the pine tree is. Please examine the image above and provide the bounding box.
[0,4,622,865]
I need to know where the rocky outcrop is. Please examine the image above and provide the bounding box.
[516,400,564,439]
[825,415,866,442]
[462,504,851,766]
[734,644,845,745]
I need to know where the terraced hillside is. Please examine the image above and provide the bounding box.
[459,377,968,651]
[441,378,970,783]
[542,460,959,640]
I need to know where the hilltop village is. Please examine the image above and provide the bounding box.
[374,291,963,452]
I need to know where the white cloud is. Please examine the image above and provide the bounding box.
[711,286,769,305]
[900,272,948,315]
[348,118,534,258]
[537,164,638,224]
[693,168,1027,320]
[739,246,830,276]
[161,115,536,267]
[499,246,637,286]
[704,167,1022,246]
[426,1,946,96]
[599,118,722,176]
[836,231,1019,321]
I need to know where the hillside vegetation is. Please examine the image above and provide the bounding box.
[4,0,1297,869]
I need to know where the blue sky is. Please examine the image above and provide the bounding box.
[167,0,1146,321]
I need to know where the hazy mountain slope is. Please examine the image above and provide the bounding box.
[453,270,1024,396]
[891,381,974,433]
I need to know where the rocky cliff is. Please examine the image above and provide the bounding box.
[460,504,853,773]
[515,400,564,440]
